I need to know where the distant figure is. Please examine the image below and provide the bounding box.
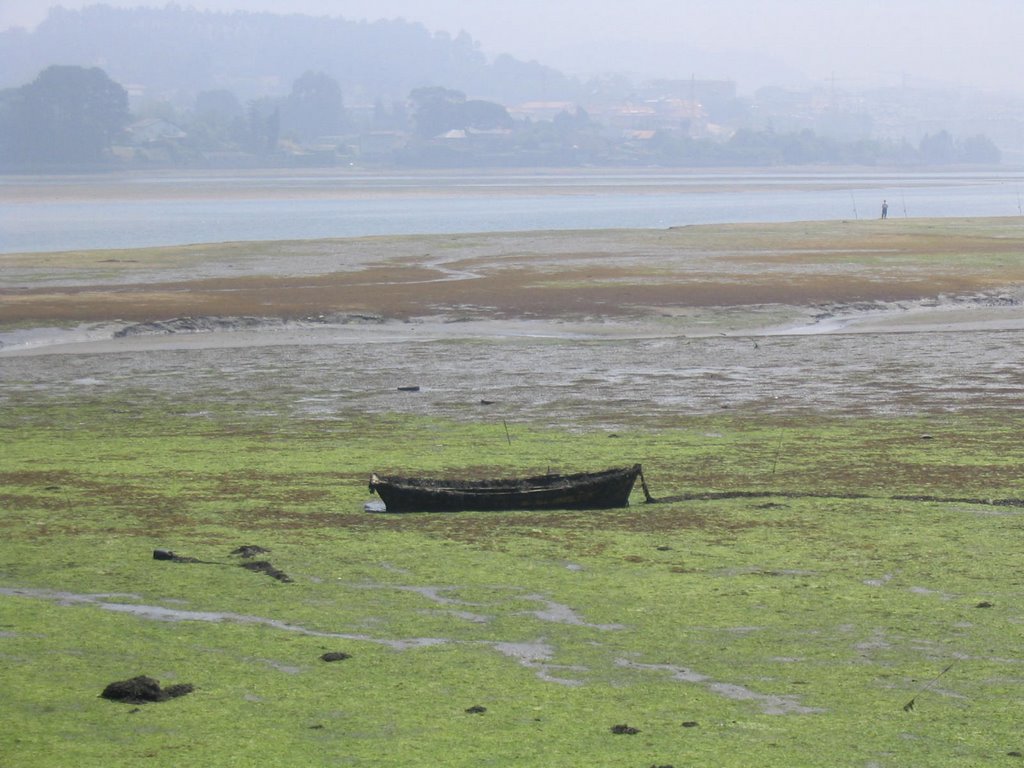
[881,200,888,219]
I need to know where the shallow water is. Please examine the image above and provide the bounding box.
[5,169,1023,253]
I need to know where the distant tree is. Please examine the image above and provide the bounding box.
[918,130,957,164]
[370,98,409,131]
[282,71,345,142]
[647,131,724,166]
[195,89,243,125]
[553,107,590,131]
[483,53,580,103]
[0,89,21,161]
[189,89,246,150]
[0,65,128,167]
[726,128,784,165]
[408,86,512,138]
[959,134,1001,164]
[408,86,467,138]
[246,98,280,155]
[461,99,514,131]
[132,96,180,123]
[779,129,821,164]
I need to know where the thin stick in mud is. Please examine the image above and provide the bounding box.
[903,662,956,712]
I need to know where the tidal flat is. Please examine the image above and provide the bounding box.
[3,218,1024,766]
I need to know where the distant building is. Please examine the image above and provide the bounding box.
[510,101,582,122]
[640,78,737,103]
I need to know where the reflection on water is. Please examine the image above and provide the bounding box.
[3,169,1023,253]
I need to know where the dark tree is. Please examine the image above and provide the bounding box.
[370,98,408,131]
[246,98,280,155]
[408,86,512,138]
[918,130,957,164]
[191,89,246,149]
[1,65,129,167]
[408,86,467,138]
[195,89,243,125]
[282,71,345,142]
[959,134,1001,164]
[461,100,514,130]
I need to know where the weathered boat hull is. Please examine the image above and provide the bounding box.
[368,464,643,513]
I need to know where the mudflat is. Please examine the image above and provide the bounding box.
[4,217,1024,423]
[6,218,1024,767]
[3,216,1024,335]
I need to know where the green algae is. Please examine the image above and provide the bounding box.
[2,396,1024,767]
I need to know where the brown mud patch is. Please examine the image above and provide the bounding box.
[3,219,1024,327]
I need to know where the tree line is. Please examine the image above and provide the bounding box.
[0,65,1002,171]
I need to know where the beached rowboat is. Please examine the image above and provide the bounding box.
[368,464,645,513]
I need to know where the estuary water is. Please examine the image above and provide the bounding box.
[3,168,1024,253]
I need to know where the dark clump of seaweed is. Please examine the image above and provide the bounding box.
[100,676,194,704]
[610,724,640,735]
[320,652,352,662]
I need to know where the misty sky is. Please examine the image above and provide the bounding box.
[3,0,1022,95]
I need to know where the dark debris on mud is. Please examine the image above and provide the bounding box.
[152,548,214,564]
[320,651,352,662]
[100,675,194,704]
[154,546,291,582]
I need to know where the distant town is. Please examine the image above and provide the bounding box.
[0,6,1018,171]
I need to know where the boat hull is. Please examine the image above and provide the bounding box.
[369,464,642,513]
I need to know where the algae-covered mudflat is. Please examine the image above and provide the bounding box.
[3,218,1024,766]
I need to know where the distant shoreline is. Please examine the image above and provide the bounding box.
[5,166,1019,204]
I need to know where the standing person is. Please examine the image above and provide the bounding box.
[881,200,888,219]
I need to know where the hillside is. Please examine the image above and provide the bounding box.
[0,4,580,105]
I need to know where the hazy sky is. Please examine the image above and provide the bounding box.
[2,0,1022,94]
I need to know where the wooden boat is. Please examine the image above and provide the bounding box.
[368,464,645,513]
